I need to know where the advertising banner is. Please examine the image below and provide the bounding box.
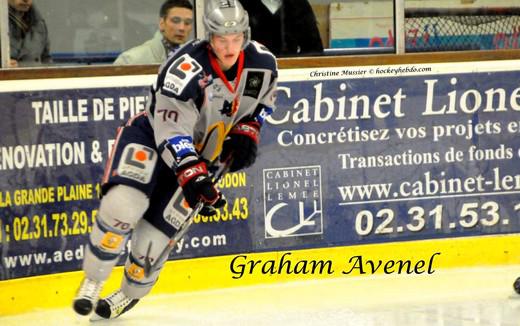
[1,60,520,280]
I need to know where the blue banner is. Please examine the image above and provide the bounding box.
[254,69,520,251]
[1,63,520,279]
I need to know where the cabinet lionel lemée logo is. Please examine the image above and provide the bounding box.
[263,165,323,238]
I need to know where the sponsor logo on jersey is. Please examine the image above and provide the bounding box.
[243,71,264,99]
[263,165,323,238]
[168,136,196,158]
[163,54,203,96]
[117,144,157,184]
[208,83,225,101]
[219,100,234,117]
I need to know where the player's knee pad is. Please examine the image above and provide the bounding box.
[120,254,158,299]
[88,219,130,259]
[84,217,132,280]
[120,219,170,299]
[98,185,149,231]
[86,185,149,271]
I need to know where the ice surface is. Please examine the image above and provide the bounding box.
[2,265,520,326]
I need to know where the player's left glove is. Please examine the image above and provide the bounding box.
[220,121,260,172]
[176,159,226,216]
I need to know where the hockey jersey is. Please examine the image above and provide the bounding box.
[146,39,278,170]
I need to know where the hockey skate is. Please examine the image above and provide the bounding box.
[514,277,520,294]
[73,277,104,316]
[90,289,140,320]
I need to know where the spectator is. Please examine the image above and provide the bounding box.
[8,0,51,67]
[114,0,193,65]
[240,0,323,56]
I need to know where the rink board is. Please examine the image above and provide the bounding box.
[2,60,520,314]
[1,234,520,315]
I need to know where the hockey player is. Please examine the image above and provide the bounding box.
[72,0,278,320]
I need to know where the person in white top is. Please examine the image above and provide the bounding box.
[114,0,193,65]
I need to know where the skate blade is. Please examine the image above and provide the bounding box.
[89,312,107,322]
[73,311,92,319]
[507,293,520,300]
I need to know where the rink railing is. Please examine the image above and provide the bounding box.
[1,49,520,315]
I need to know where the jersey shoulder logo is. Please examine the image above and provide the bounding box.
[162,54,203,96]
[243,71,265,99]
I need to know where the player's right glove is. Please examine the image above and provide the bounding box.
[176,159,226,216]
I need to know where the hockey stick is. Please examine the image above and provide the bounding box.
[144,159,231,277]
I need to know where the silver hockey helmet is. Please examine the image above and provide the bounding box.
[204,0,250,46]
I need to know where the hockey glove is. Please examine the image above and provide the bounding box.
[176,160,226,216]
[221,121,260,172]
